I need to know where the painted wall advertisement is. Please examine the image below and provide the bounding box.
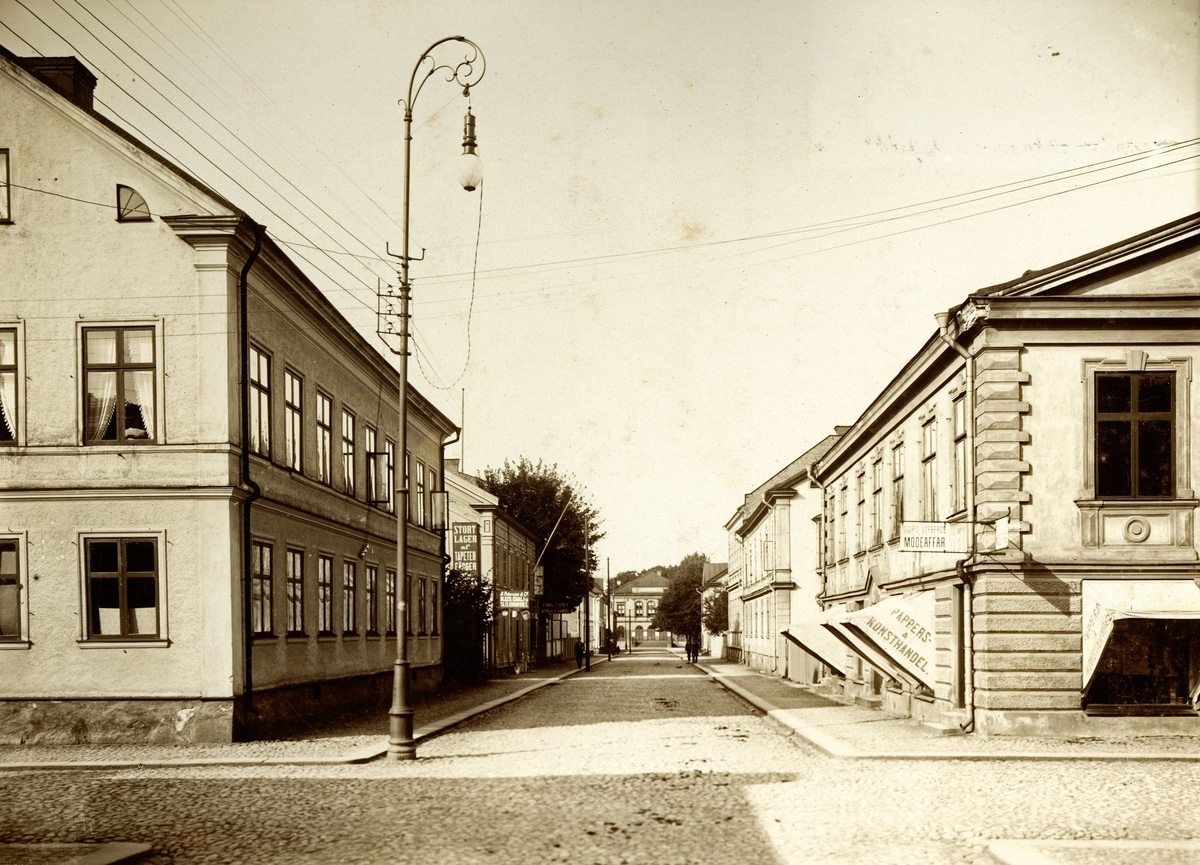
[452,522,480,577]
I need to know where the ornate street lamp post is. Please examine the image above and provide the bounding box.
[387,36,485,761]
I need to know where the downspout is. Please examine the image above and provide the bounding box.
[240,222,265,732]
[935,310,975,733]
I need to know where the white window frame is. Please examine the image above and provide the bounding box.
[0,322,24,446]
[76,530,169,648]
[76,319,165,446]
[0,532,30,649]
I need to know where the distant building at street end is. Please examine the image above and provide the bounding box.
[0,50,458,743]
[612,570,669,647]
[815,209,1200,736]
[724,433,845,681]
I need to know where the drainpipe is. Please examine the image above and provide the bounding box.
[936,310,975,733]
[240,222,265,733]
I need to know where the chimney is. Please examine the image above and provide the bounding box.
[445,458,460,475]
[15,57,97,112]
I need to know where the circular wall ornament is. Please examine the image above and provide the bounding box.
[1123,517,1151,543]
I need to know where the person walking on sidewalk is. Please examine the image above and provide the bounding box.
[574,639,584,669]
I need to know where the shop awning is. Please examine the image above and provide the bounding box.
[822,607,921,688]
[819,592,938,690]
[1082,579,1200,690]
[782,618,846,675]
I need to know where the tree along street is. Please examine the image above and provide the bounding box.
[3,648,1199,864]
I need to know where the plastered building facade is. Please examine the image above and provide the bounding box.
[0,51,456,743]
[816,211,1200,736]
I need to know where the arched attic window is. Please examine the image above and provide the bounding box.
[116,185,151,222]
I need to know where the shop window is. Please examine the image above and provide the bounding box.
[317,555,334,635]
[83,327,156,443]
[249,346,270,458]
[252,541,273,636]
[84,538,159,639]
[286,549,305,636]
[284,371,302,471]
[315,393,333,485]
[1096,372,1174,498]
[0,328,16,443]
[0,539,23,641]
[1085,618,1199,714]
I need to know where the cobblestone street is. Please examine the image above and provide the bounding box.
[3,647,1200,864]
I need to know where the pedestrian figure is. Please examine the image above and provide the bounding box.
[684,635,693,663]
[574,639,584,669]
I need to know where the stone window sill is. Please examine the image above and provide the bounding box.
[77,639,170,649]
[0,640,32,650]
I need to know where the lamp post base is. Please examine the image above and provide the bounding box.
[387,658,415,760]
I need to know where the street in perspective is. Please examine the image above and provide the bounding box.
[5,2,1200,864]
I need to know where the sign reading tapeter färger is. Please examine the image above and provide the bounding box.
[452,522,480,577]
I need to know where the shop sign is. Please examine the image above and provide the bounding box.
[499,590,529,609]
[452,522,480,577]
[899,521,969,553]
[846,591,937,689]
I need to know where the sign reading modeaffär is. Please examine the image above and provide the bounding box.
[899,521,969,553]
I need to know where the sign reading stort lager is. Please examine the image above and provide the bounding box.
[452,522,480,577]
[499,590,529,609]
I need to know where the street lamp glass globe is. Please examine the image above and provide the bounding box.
[458,152,483,192]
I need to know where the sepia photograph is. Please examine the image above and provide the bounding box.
[2,1,1200,862]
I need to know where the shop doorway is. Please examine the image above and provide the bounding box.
[1084,618,1200,715]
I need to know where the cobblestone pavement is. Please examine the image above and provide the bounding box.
[3,647,1200,864]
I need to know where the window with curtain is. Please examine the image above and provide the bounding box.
[249,346,270,457]
[84,538,158,639]
[317,555,334,635]
[0,540,20,639]
[252,541,272,636]
[342,561,357,634]
[0,329,15,443]
[284,371,302,471]
[286,549,305,636]
[341,410,356,495]
[366,565,379,635]
[83,327,156,443]
[385,569,396,635]
[316,393,332,485]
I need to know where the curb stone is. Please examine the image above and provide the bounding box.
[0,657,608,772]
[0,842,152,864]
[696,663,1200,762]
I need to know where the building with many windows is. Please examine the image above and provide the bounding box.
[815,210,1200,735]
[0,50,457,742]
[444,460,540,674]
[612,570,668,646]
[724,433,845,682]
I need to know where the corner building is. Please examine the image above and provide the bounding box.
[816,211,1200,736]
[0,51,456,742]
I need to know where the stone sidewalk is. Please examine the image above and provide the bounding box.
[695,655,1200,761]
[0,657,604,771]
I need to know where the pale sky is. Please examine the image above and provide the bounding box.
[4,0,1199,572]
